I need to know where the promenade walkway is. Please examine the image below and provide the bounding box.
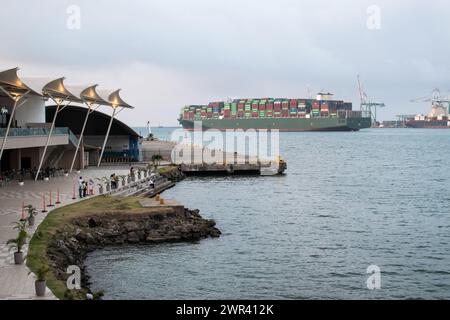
[0,166,130,300]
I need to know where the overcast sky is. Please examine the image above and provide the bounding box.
[1,0,449,125]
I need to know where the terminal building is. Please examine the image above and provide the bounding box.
[0,67,141,179]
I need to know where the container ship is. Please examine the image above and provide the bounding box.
[179,93,371,131]
[405,104,450,129]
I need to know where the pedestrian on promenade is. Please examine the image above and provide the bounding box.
[110,173,117,189]
[89,179,94,195]
[83,181,88,198]
[78,177,84,198]
[130,167,135,182]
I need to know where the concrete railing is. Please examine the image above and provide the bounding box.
[96,169,156,196]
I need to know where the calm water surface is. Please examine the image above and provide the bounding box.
[86,129,450,299]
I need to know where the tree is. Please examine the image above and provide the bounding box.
[151,154,163,168]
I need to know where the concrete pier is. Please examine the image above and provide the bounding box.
[142,140,287,176]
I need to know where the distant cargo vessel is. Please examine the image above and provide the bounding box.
[406,101,450,129]
[405,117,450,129]
[406,89,450,129]
[179,93,371,131]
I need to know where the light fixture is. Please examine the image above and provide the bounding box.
[11,93,22,102]
[55,97,64,105]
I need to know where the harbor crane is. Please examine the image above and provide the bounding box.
[410,88,450,114]
[357,75,386,125]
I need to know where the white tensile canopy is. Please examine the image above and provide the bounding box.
[0,68,43,163]
[0,67,43,97]
[0,66,135,176]
[108,89,134,109]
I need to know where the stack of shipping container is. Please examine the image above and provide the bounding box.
[181,98,354,120]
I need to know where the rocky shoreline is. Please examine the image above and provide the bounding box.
[159,165,186,182]
[46,207,220,297]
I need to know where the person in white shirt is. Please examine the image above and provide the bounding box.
[78,177,84,198]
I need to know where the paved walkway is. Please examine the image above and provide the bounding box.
[0,166,131,300]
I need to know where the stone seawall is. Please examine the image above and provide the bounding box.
[46,207,220,294]
[159,165,186,182]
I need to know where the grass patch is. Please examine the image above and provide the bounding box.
[158,165,179,175]
[26,195,146,300]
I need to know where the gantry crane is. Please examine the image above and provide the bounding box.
[357,75,386,125]
[410,88,450,115]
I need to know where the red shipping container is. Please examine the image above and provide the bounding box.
[259,103,266,111]
[207,112,213,118]
[281,110,289,117]
[252,112,259,118]
[224,110,231,118]
[238,103,244,110]
[237,111,244,118]
[290,99,298,107]
[266,103,274,110]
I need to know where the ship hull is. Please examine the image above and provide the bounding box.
[179,117,371,132]
[405,120,450,129]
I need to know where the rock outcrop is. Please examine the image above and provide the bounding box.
[46,208,220,292]
[159,166,186,182]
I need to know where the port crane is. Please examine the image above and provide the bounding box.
[410,88,450,113]
[357,75,386,125]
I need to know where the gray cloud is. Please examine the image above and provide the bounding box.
[1,0,450,125]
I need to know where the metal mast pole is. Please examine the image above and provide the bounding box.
[97,106,118,167]
[0,88,29,163]
[35,96,70,181]
[0,99,19,162]
[69,103,97,173]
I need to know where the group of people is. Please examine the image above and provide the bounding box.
[78,177,91,198]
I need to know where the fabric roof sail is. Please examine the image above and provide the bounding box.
[0,67,43,97]
[43,78,84,103]
[0,67,135,108]
[109,89,134,108]
[64,84,94,102]
[97,88,134,108]
[81,85,112,106]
